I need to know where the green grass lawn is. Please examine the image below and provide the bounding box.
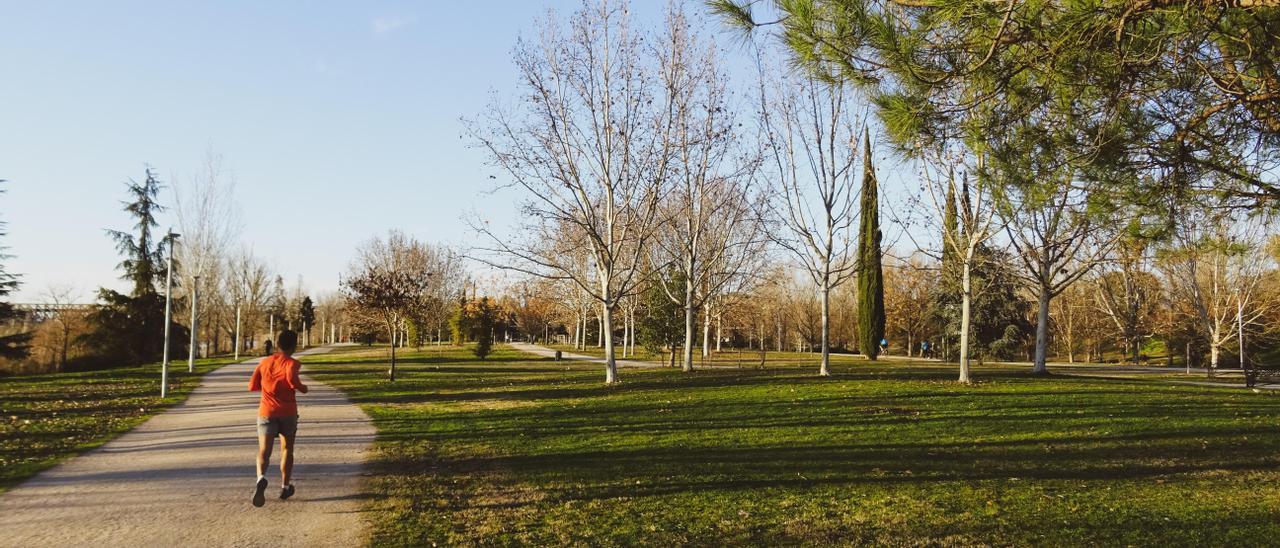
[545,342,881,368]
[0,355,240,492]
[304,344,1280,546]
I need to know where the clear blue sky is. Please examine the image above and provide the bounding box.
[0,1,662,301]
[1,1,913,302]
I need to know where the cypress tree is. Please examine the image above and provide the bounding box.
[941,175,959,270]
[856,129,885,359]
[929,176,961,362]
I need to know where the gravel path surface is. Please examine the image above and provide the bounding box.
[0,347,374,547]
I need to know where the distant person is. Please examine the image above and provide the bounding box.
[248,330,308,507]
[921,340,929,358]
[879,338,889,354]
[264,339,273,357]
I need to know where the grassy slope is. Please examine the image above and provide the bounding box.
[0,355,239,492]
[305,345,1280,547]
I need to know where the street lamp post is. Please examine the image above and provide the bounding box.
[161,231,179,397]
[234,303,242,361]
[188,274,200,373]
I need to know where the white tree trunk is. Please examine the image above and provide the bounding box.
[602,302,618,384]
[627,309,634,358]
[820,280,831,376]
[1033,284,1051,375]
[716,312,722,353]
[576,313,584,350]
[620,310,628,358]
[388,314,399,381]
[682,274,696,371]
[958,261,973,383]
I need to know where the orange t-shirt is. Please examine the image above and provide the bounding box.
[248,353,307,418]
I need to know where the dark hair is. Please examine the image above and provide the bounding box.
[277,330,298,352]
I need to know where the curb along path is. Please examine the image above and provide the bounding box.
[0,346,375,547]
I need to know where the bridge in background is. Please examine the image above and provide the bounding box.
[9,303,95,323]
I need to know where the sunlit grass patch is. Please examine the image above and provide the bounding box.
[306,344,1280,546]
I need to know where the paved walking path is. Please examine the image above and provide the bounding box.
[0,346,375,547]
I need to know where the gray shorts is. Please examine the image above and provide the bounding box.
[256,416,298,438]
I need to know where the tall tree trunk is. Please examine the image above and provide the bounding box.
[820,280,831,376]
[716,312,722,353]
[776,321,783,352]
[1209,343,1220,378]
[602,302,618,384]
[1033,283,1051,375]
[682,273,696,371]
[574,313,581,350]
[702,305,711,358]
[388,318,398,382]
[958,260,973,383]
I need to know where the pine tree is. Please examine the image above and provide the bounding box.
[638,270,686,367]
[83,168,188,366]
[856,129,885,359]
[473,297,495,359]
[0,182,31,360]
[298,296,315,334]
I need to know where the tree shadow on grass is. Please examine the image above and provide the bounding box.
[416,433,1280,511]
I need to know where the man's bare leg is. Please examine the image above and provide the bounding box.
[256,434,273,478]
[253,434,273,507]
[279,432,295,486]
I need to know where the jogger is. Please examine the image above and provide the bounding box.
[248,329,308,507]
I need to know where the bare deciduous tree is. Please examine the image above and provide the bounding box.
[342,231,434,381]
[469,1,673,383]
[228,248,273,354]
[883,255,934,357]
[38,283,83,372]
[1095,237,1159,365]
[174,149,242,357]
[647,8,761,372]
[1161,215,1279,375]
[757,64,864,376]
[922,159,1001,383]
[997,182,1116,374]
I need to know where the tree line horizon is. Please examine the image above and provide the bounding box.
[2,0,1279,386]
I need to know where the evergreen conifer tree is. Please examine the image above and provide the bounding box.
[0,182,31,360]
[638,270,686,367]
[856,129,885,359]
[83,168,188,366]
[473,297,495,359]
